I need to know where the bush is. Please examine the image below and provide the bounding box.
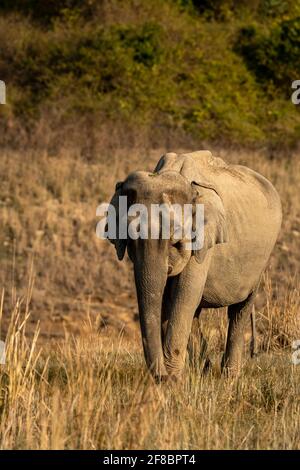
[0,0,100,24]
[1,0,300,146]
[236,17,300,96]
[3,21,166,118]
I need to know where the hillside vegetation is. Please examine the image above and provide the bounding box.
[0,0,300,149]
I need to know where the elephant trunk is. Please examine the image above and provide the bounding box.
[134,252,168,379]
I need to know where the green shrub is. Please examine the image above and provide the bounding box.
[182,0,300,21]
[1,0,300,147]
[4,22,166,117]
[236,18,300,96]
[0,0,99,24]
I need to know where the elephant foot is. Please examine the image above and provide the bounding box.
[221,366,238,378]
[221,353,242,377]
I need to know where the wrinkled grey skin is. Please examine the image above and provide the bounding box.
[108,151,282,381]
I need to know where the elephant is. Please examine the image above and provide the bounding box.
[107,151,282,381]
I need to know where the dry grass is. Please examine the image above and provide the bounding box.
[0,282,299,450]
[0,142,299,449]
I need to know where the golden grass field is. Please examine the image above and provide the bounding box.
[0,144,299,449]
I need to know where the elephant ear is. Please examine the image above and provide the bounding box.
[108,181,127,261]
[192,181,228,263]
[153,152,181,173]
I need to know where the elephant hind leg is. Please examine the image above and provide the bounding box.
[188,313,211,373]
[221,290,257,375]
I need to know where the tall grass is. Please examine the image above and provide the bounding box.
[0,273,299,450]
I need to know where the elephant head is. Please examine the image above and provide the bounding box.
[107,157,228,378]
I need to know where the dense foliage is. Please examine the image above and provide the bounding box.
[0,0,300,146]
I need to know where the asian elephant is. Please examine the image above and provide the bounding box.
[107,151,282,381]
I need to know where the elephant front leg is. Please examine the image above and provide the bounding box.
[221,291,256,375]
[163,259,208,378]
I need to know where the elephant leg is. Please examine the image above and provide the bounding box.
[221,290,256,375]
[162,283,210,374]
[187,312,211,372]
[163,258,209,378]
